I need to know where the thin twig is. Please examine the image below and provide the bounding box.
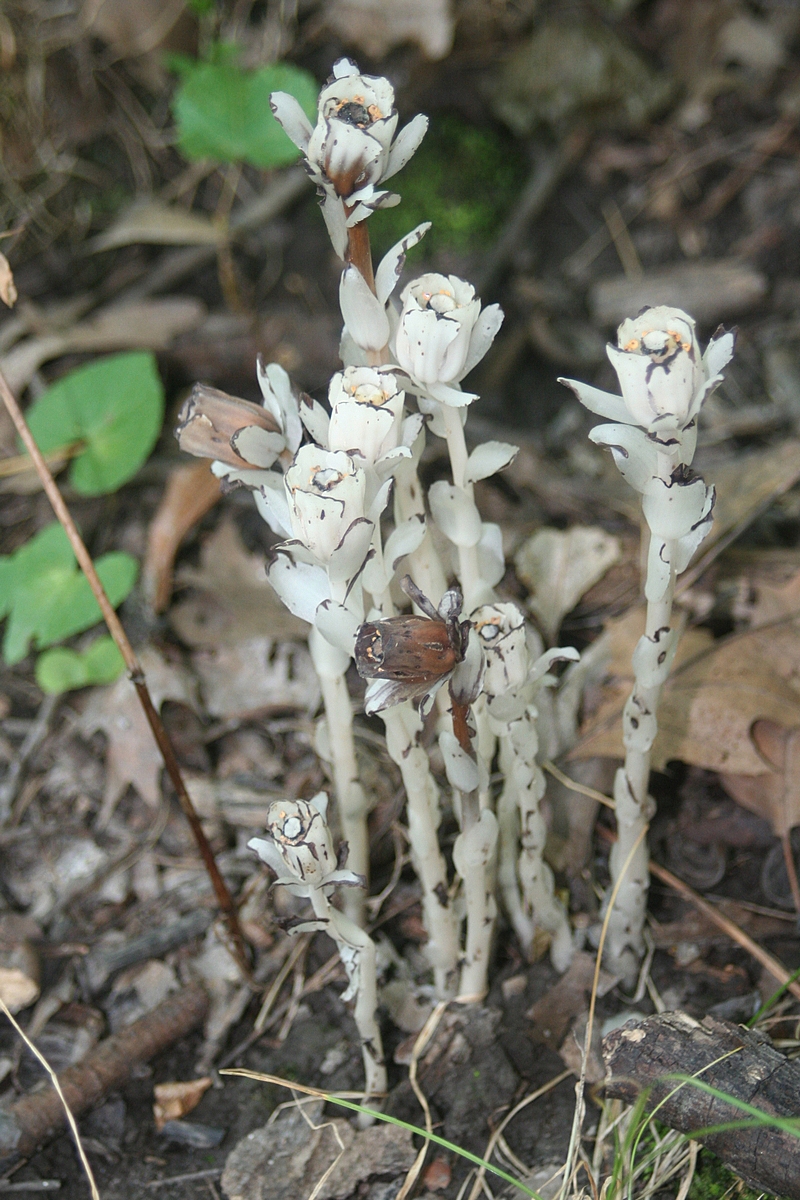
[396,1001,449,1200]
[146,1169,221,1190]
[0,366,251,979]
[0,998,100,1200]
[648,857,800,1001]
[0,693,57,822]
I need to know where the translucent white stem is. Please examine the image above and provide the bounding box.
[453,791,498,1000]
[383,703,459,998]
[439,404,490,612]
[308,887,386,1115]
[605,543,676,983]
[496,736,534,950]
[393,454,448,606]
[311,627,369,928]
[504,712,573,972]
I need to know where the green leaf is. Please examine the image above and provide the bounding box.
[173,59,317,167]
[36,637,126,694]
[25,352,164,496]
[0,523,138,665]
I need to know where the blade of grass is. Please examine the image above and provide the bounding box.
[219,1068,545,1199]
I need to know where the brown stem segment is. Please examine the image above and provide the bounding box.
[0,367,251,979]
[0,983,209,1162]
[346,218,376,294]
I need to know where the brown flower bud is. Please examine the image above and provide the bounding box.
[175,384,281,468]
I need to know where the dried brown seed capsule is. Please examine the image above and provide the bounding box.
[175,384,280,467]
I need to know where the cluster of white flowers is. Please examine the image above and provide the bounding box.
[177,57,736,1081]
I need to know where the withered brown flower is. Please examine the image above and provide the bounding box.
[175,383,283,470]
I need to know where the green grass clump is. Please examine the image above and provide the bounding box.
[369,114,527,258]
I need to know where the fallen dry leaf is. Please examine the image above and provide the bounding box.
[192,635,319,719]
[80,647,198,824]
[92,200,224,253]
[171,518,307,647]
[321,0,454,60]
[720,719,800,838]
[153,1076,212,1131]
[572,607,800,774]
[515,524,620,642]
[0,253,17,308]
[142,461,222,613]
[527,950,617,1052]
[0,297,205,393]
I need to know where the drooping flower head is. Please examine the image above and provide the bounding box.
[248,793,365,896]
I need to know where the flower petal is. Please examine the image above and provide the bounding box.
[319,190,349,259]
[231,425,285,468]
[315,599,360,657]
[327,516,375,583]
[385,113,429,181]
[254,474,293,537]
[460,303,504,378]
[465,440,518,484]
[703,327,736,380]
[429,480,482,547]
[269,92,313,152]
[339,264,390,353]
[258,359,303,454]
[558,377,631,423]
[476,521,506,588]
[375,222,431,306]
[439,730,479,793]
[299,395,331,446]
[267,551,331,623]
[589,423,658,493]
[384,514,427,571]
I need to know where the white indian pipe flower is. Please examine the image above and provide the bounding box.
[249,794,364,900]
[560,307,736,435]
[328,367,404,466]
[474,603,530,700]
[284,445,374,581]
[394,273,503,407]
[271,59,428,258]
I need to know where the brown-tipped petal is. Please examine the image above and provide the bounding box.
[175,384,281,468]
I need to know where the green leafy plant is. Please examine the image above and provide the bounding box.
[0,523,137,668]
[171,50,317,167]
[36,637,126,694]
[25,351,164,496]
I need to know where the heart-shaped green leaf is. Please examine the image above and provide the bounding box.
[173,59,318,167]
[0,523,138,665]
[36,637,126,694]
[25,351,164,496]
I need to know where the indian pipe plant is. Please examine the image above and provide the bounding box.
[176,58,734,1099]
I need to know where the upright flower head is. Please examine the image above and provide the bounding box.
[271,59,428,257]
[248,793,364,896]
[394,273,503,406]
[328,367,404,466]
[560,307,735,435]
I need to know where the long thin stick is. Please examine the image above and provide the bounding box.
[0,366,251,977]
[0,997,100,1199]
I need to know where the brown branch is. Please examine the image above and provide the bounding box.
[0,982,209,1163]
[0,366,251,979]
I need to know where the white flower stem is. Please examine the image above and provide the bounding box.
[308,886,386,1115]
[393,454,448,606]
[606,448,679,983]
[439,403,486,611]
[496,733,534,951]
[311,624,369,929]
[454,788,497,1000]
[504,712,573,972]
[383,703,459,998]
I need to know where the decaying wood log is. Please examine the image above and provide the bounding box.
[603,1011,800,1199]
[0,982,209,1164]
